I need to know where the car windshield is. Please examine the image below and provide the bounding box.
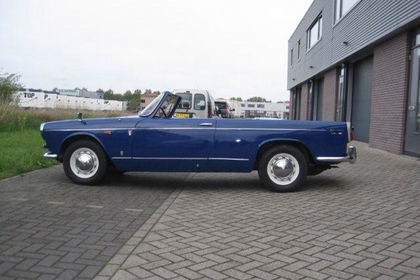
[216,102,227,109]
[139,93,164,116]
[176,92,192,109]
[155,94,179,118]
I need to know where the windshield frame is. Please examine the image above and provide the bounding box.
[138,93,165,117]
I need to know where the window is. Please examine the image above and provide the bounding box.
[307,80,314,119]
[241,104,245,107]
[335,65,347,121]
[297,40,301,59]
[292,87,301,120]
[176,92,192,109]
[311,78,324,120]
[257,104,265,108]
[248,104,255,108]
[307,14,322,50]
[193,93,206,110]
[335,0,360,22]
[290,49,294,65]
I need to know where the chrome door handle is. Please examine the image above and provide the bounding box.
[199,122,213,127]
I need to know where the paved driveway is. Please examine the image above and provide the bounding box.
[1,142,420,280]
[0,169,188,279]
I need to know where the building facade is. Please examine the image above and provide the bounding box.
[16,88,127,111]
[239,101,289,119]
[140,93,159,111]
[288,0,420,156]
[57,89,104,99]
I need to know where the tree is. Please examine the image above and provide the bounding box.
[104,89,114,100]
[247,96,271,103]
[123,90,132,98]
[0,73,21,103]
[230,97,242,101]
[96,89,104,93]
[134,89,142,95]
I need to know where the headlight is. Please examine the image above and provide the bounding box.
[40,122,45,131]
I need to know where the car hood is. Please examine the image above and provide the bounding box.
[41,115,141,131]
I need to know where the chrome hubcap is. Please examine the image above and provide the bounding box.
[267,153,300,185]
[70,148,99,179]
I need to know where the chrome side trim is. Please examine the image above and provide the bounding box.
[111,157,249,161]
[132,157,208,160]
[216,128,325,131]
[45,128,127,132]
[208,157,249,161]
[316,146,357,164]
[46,127,325,132]
[139,127,213,130]
[139,127,325,131]
[44,153,58,159]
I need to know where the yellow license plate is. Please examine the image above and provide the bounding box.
[175,113,191,118]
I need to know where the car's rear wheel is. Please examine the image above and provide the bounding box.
[258,145,308,192]
[63,140,108,185]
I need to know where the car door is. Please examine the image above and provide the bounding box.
[131,118,216,172]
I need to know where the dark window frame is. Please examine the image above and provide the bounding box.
[334,0,361,24]
[292,87,302,120]
[306,13,323,51]
[335,64,348,121]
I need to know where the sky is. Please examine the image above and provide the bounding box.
[0,0,311,102]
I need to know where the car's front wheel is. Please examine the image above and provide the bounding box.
[258,145,308,192]
[63,140,108,185]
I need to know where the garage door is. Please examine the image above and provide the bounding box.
[352,57,373,143]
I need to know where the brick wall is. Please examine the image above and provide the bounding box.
[300,82,308,120]
[369,32,409,154]
[322,68,337,121]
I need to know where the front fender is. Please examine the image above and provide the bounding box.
[59,132,110,160]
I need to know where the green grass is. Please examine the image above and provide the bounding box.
[0,102,130,179]
[0,129,57,179]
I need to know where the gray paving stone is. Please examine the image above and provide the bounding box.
[2,142,420,280]
[0,169,183,279]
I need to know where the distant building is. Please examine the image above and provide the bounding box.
[140,92,159,111]
[57,89,104,99]
[288,0,419,156]
[15,88,126,111]
[215,98,243,118]
[239,101,289,119]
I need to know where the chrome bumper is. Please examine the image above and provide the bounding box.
[43,153,58,159]
[316,145,357,164]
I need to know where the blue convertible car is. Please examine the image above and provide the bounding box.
[41,92,356,192]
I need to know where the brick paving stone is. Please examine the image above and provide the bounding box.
[2,142,420,279]
[0,168,184,279]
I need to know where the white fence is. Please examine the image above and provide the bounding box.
[14,91,127,111]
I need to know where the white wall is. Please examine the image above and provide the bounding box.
[15,91,127,111]
[239,101,290,119]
